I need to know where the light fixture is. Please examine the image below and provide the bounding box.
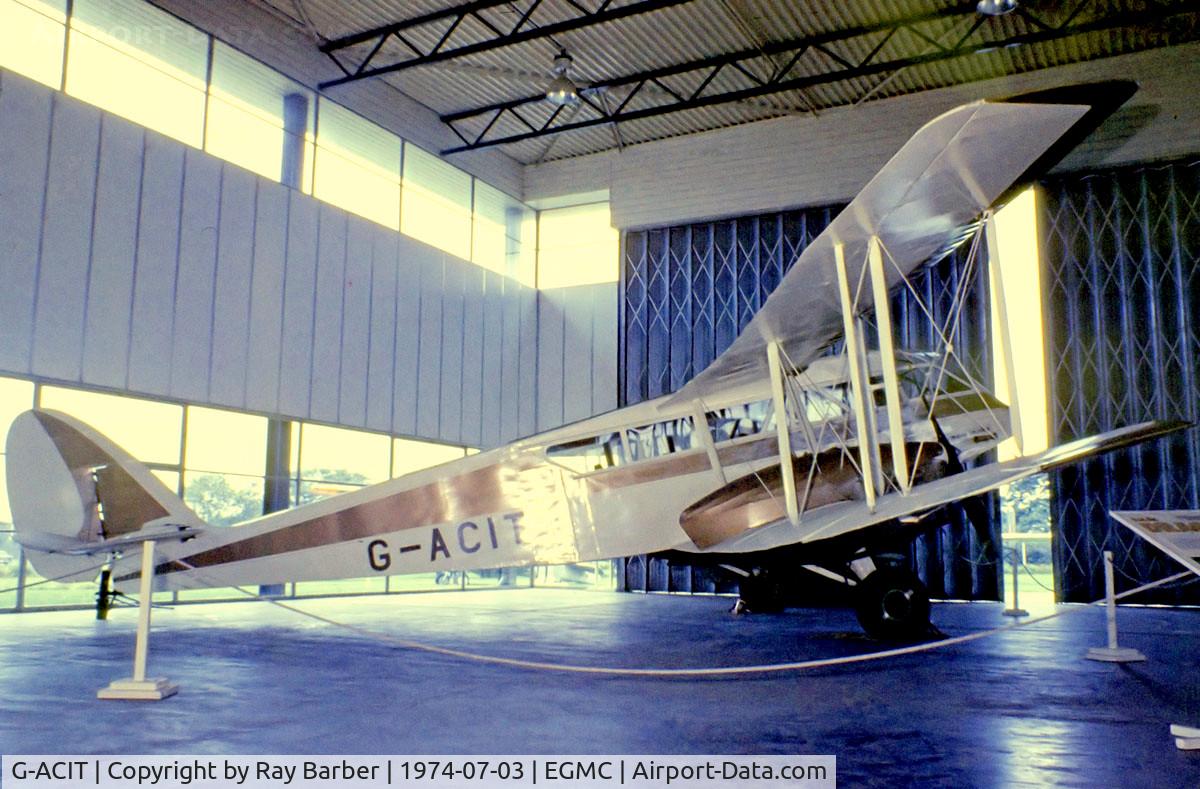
[546,49,580,106]
[976,0,1018,15]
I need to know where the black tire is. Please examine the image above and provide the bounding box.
[854,567,931,640]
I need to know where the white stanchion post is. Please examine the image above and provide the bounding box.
[98,540,179,700]
[1086,550,1145,663]
[1002,547,1027,617]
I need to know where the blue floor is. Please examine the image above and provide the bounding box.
[1,588,1198,787]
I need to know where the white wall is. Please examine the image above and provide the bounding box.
[525,43,1200,230]
[536,284,619,432]
[0,68,597,446]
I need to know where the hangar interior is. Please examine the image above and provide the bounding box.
[1,0,1199,782]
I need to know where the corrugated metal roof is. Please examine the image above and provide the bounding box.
[256,0,1198,163]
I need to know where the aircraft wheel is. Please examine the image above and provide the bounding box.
[854,567,931,640]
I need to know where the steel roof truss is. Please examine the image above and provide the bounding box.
[439,1,1197,155]
[318,0,697,90]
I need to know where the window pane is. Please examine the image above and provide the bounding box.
[298,479,361,505]
[0,377,35,447]
[0,0,66,89]
[67,0,207,147]
[537,202,618,288]
[0,525,17,609]
[22,574,96,607]
[382,572,441,592]
[538,563,603,588]
[177,587,246,601]
[0,455,10,525]
[39,387,183,465]
[314,101,401,229]
[185,406,268,476]
[401,143,472,260]
[289,421,301,474]
[294,576,385,596]
[206,42,314,189]
[183,471,264,528]
[152,469,179,494]
[391,438,466,478]
[473,181,536,285]
[298,423,390,485]
[991,187,1049,458]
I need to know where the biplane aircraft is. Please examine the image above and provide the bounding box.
[7,81,1188,639]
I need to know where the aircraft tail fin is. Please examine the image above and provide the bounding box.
[5,409,205,583]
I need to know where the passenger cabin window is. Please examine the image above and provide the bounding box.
[547,433,625,474]
[705,402,770,444]
[626,417,694,461]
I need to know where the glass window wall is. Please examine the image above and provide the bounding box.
[391,437,467,478]
[313,101,402,230]
[66,0,207,147]
[205,42,314,190]
[537,202,619,289]
[38,386,183,466]
[183,406,268,528]
[6,0,541,286]
[401,143,473,259]
[0,0,66,89]
[473,180,536,286]
[0,378,34,609]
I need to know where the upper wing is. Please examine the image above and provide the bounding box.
[663,82,1135,409]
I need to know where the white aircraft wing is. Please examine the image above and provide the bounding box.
[662,87,1125,409]
[704,420,1189,552]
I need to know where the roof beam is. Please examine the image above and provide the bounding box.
[440,4,981,131]
[439,1,1198,155]
[319,0,698,90]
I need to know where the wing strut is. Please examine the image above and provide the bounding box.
[691,402,726,485]
[767,341,799,526]
[867,236,911,493]
[834,242,879,512]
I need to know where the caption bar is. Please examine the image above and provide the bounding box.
[3,755,835,788]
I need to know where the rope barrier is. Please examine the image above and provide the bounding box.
[172,559,1192,678]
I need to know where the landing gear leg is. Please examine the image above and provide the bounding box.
[96,567,114,621]
[854,567,932,640]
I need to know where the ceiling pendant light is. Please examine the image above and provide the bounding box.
[546,49,580,106]
[977,0,1018,15]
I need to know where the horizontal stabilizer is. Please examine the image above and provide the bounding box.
[15,522,202,556]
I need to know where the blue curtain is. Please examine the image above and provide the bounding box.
[1043,158,1200,603]
[620,206,1000,600]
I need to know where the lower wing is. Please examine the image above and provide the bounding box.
[695,420,1190,553]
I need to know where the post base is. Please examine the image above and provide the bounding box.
[1002,607,1029,617]
[1085,646,1146,663]
[1171,724,1200,750]
[97,677,178,701]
